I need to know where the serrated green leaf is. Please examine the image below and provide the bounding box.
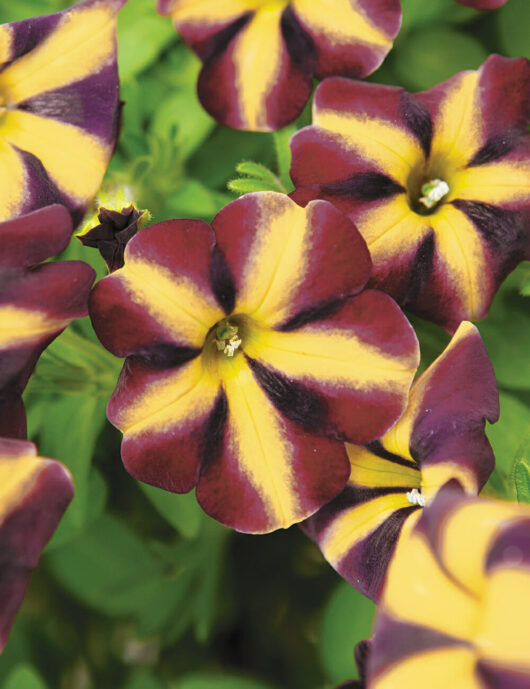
[319,581,375,684]
[235,161,283,188]
[393,26,488,91]
[227,178,283,195]
[139,485,202,539]
[3,665,48,689]
[514,460,530,504]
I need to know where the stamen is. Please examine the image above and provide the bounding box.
[213,321,242,357]
[419,179,450,210]
[406,488,426,507]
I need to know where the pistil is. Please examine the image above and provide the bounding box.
[213,321,242,357]
[418,179,450,210]
[406,488,425,507]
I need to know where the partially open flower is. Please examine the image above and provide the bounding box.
[0,437,73,652]
[367,480,530,688]
[291,55,530,331]
[0,205,95,438]
[157,0,402,132]
[90,192,419,533]
[0,0,126,225]
[302,322,499,600]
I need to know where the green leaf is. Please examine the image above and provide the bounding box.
[478,268,530,390]
[272,125,297,193]
[235,161,283,187]
[512,428,530,503]
[227,178,284,195]
[4,665,48,689]
[138,484,202,539]
[172,674,277,689]
[393,26,488,91]
[498,0,530,59]
[125,670,168,689]
[168,180,234,220]
[519,266,530,296]
[117,0,176,81]
[319,581,375,684]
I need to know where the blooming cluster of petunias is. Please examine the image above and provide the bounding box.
[0,0,529,685]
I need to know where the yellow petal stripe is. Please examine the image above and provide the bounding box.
[0,447,42,525]
[429,71,481,176]
[356,195,429,257]
[438,499,526,595]
[452,160,530,205]
[0,24,13,64]
[115,357,219,435]
[421,463,478,503]
[169,0,284,22]
[346,443,420,489]
[0,1,118,104]
[292,0,390,47]
[431,204,488,320]
[0,139,26,221]
[321,492,413,565]
[232,5,285,131]
[244,326,416,390]
[1,110,108,201]
[234,194,312,326]
[313,110,424,184]
[0,305,71,350]
[113,257,224,349]
[372,647,481,689]
[384,530,478,639]
[478,568,530,670]
[221,354,300,529]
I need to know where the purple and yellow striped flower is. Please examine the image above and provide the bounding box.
[0,204,95,439]
[367,480,530,688]
[0,437,73,652]
[0,0,126,225]
[157,0,402,132]
[90,192,420,534]
[303,321,498,600]
[290,55,530,332]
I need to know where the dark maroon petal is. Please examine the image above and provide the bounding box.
[476,661,530,689]
[0,205,72,268]
[485,519,530,573]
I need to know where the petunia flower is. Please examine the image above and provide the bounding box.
[290,55,530,332]
[366,480,530,688]
[0,204,95,438]
[0,0,126,225]
[78,203,147,272]
[90,191,420,533]
[302,321,499,600]
[0,437,73,652]
[156,0,402,132]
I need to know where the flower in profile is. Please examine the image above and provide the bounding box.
[157,0,402,132]
[78,203,148,272]
[366,480,530,688]
[290,55,530,331]
[0,204,95,438]
[0,437,73,652]
[0,0,126,225]
[303,321,499,600]
[90,191,419,533]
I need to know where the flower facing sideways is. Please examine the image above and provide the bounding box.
[90,192,420,533]
[157,0,401,132]
[303,321,499,600]
[366,481,530,688]
[0,437,73,652]
[0,0,126,224]
[0,204,95,438]
[290,55,530,331]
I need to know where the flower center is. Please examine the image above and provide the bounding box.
[418,178,450,211]
[406,487,425,507]
[213,319,242,358]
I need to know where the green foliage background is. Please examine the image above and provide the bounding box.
[0,0,528,687]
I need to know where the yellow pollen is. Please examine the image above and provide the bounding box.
[419,179,450,210]
[213,322,242,358]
